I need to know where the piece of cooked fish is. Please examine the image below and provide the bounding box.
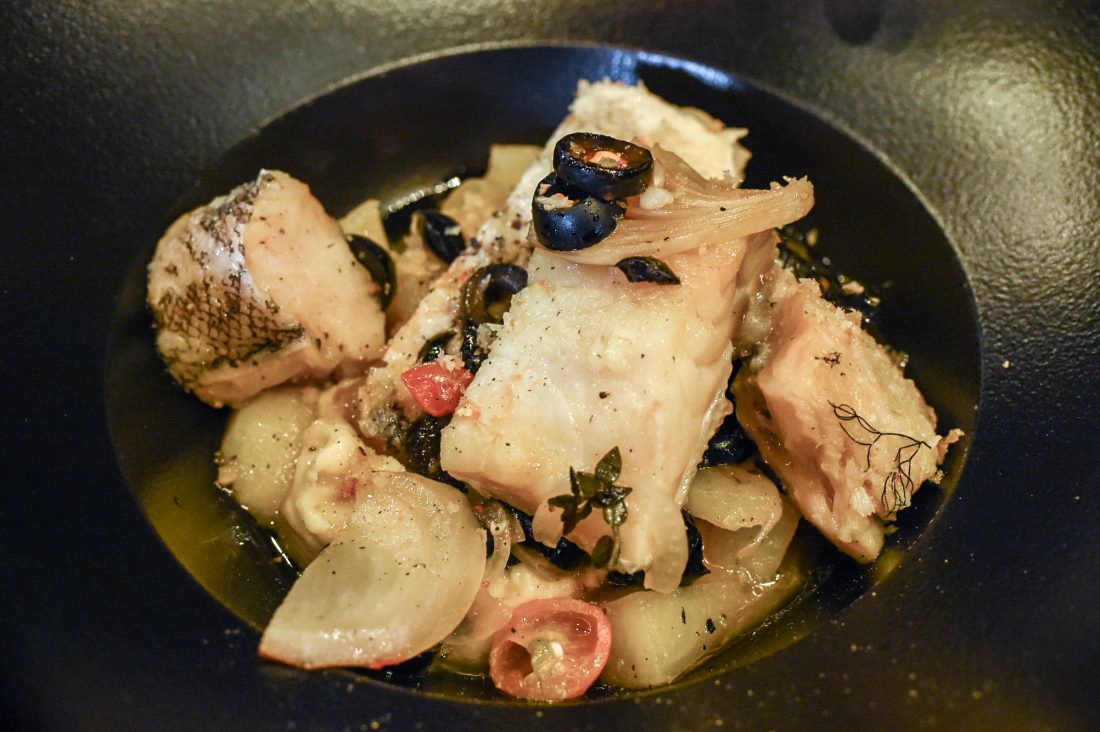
[356,80,754,443]
[733,267,962,561]
[148,170,386,407]
[440,227,790,593]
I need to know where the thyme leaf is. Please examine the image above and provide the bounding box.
[594,446,622,484]
[590,536,615,568]
[548,447,632,567]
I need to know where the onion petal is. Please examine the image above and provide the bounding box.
[259,472,487,670]
[545,147,813,266]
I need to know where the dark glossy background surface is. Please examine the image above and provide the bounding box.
[3,1,1098,730]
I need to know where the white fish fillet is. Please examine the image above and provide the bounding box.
[148,170,386,407]
[441,229,782,593]
[435,84,807,593]
[734,268,962,561]
[356,80,753,439]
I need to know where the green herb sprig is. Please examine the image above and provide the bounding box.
[548,447,632,568]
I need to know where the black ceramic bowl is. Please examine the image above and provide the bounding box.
[4,2,1098,730]
[106,40,981,692]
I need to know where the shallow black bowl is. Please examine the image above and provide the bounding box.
[4,2,1098,730]
[105,41,981,693]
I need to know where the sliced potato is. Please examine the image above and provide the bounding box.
[441,144,543,237]
[384,232,446,334]
[686,462,782,533]
[483,144,542,190]
[260,472,487,670]
[600,570,800,688]
[216,385,317,523]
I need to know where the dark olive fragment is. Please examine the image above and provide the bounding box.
[418,210,466,264]
[606,569,645,587]
[362,650,436,684]
[553,132,653,201]
[701,360,758,468]
[417,330,456,363]
[532,173,624,252]
[506,504,588,570]
[777,224,881,327]
[701,415,758,467]
[615,256,681,285]
[461,264,528,326]
[681,511,710,584]
[459,263,528,372]
[405,414,466,492]
[346,235,396,308]
[459,328,484,375]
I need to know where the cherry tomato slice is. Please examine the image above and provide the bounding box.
[488,597,612,701]
[400,361,474,417]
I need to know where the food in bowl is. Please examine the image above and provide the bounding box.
[146,80,961,700]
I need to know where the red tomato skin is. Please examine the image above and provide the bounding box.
[400,362,474,417]
[488,597,612,701]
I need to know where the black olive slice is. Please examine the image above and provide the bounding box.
[701,414,758,467]
[346,234,396,308]
[615,256,681,285]
[405,414,466,491]
[553,132,653,201]
[418,210,466,264]
[459,263,528,372]
[700,361,758,467]
[606,569,645,587]
[531,173,624,252]
[460,264,528,327]
[680,511,710,584]
[417,330,456,363]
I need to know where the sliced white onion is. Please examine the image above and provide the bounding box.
[477,499,523,587]
[436,585,513,674]
[616,489,689,594]
[687,462,800,582]
[259,472,487,670]
[600,570,800,689]
[544,148,813,266]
